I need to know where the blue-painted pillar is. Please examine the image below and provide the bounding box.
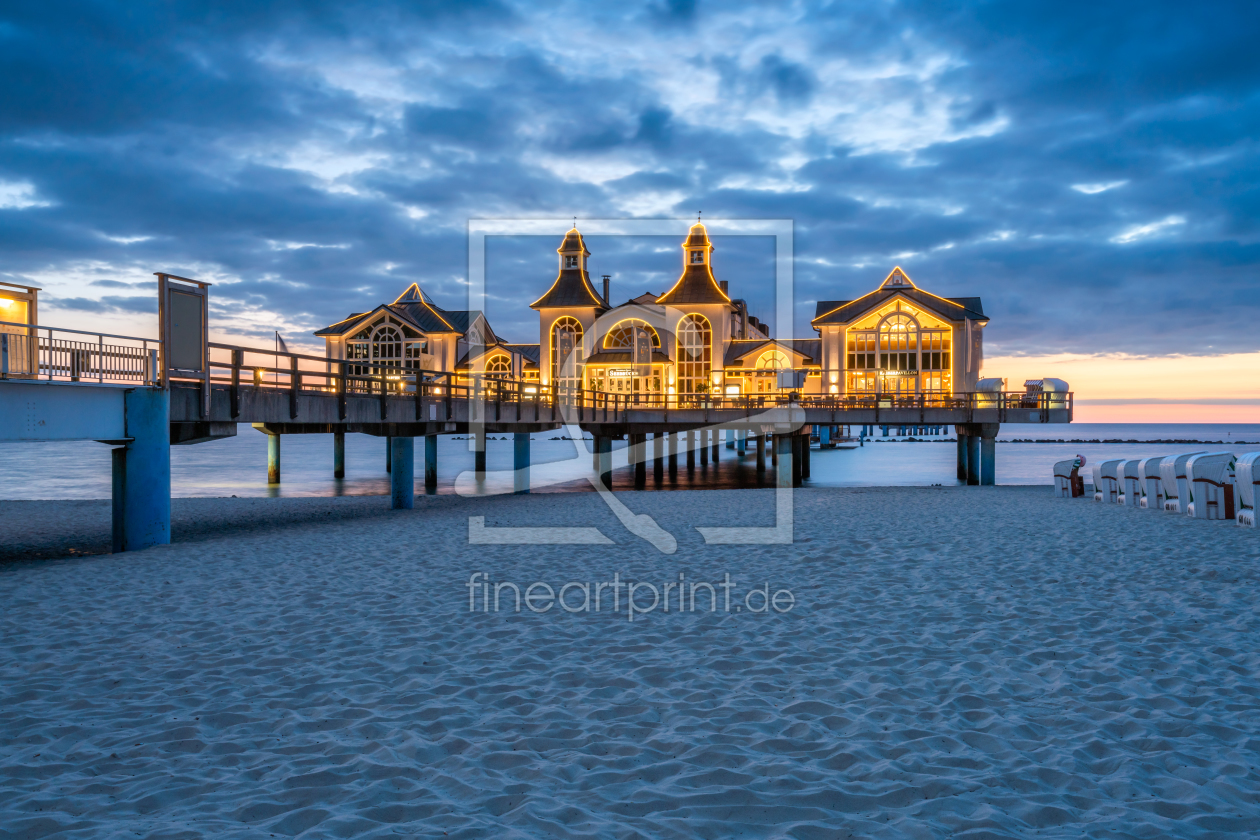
[776,434,793,488]
[726,429,735,449]
[424,434,438,493]
[112,388,170,552]
[390,436,414,509]
[981,435,996,486]
[820,425,831,446]
[268,434,280,484]
[514,432,530,494]
[737,430,746,456]
[333,431,345,479]
[966,435,980,486]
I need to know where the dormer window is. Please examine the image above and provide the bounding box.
[690,250,705,265]
[565,255,579,269]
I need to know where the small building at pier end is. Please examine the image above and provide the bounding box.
[812,267,987,398]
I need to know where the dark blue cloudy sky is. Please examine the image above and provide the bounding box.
[2,0,1258,358]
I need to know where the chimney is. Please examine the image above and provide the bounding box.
[720,280,729,296]
[602,275,611,305]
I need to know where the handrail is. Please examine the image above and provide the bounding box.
[0,319,160,344]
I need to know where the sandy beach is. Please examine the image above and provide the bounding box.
[3,487,1260,837]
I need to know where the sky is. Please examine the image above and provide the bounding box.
[1,0,1258,421]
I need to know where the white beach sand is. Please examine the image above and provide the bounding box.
[2,487,1260,838]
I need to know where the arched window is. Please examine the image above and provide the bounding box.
[676,313,711,398]
[878,314,918,373]
[346,318,426,392]
[485,354,511,375]
[603,319,661,349]
[755,349,789,369]
[551,316,583,394]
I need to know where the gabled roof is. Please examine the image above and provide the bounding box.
[723,338,821,367]
[812,266,987,326]
[656,222,732,306]
[530,227,608,310]
[813,290,986,326]
[315,283,477,337]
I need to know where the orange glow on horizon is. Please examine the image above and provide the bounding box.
[985,351,1260,424]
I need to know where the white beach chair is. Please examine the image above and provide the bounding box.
[1185,452,1235,520]
[1138,456,1165,509]
[1092,459,1122,503]
[1159,452,1205,514]
[1053,458,1077,498]
[1236,452,1260,528]
[1117,459,1142,507]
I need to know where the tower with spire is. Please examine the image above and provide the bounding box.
[530,226,608,389]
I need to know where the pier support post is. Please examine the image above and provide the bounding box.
[386,435,391,474]
[686,431,696,469]
[390,436,414,509]
[776,434,793,488]
[771,434,779,467]
[668,432,678,480]
[632,433,646,489]
[425,434,438,493]
[801,432,811,479]
[268,433,281,484]
[737,430,746,456]
[756,434,766,473]
[711,431,719,462]
[700,429,708,466]
[111,388,171,552]
[956,434,968,481]
[653,432,664,483]
[333,431,345,479]
[597,435,612,490]
[966,434,980,486]
[474,428,486,479]
[726,429,734,450]
[791,435,803,486]
[514,432,530,494]
[979,422,999,486]
[820,425,831,447]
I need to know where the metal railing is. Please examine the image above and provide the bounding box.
[0,320,161,385]
[202,342,1071,422]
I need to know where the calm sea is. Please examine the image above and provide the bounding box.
[1,424,1258,500]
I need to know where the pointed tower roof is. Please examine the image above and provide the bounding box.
[530,227,608,310]
[656,222,732,306]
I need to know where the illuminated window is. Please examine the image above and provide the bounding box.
[690,250,705,264]
[676,313,711,397]
[755,349,789,369]
[879,314,918,372]
[603,319,661,349]
[551,317,583,396]
[485,354,511,375]
[847,331,876,370]
[564,255,579,269]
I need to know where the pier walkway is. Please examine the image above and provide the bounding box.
[2,315,1072,552]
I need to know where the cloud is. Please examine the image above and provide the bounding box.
[0,0,1257,358]
[1111,215,1186,244]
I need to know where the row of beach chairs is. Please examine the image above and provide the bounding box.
[1054,452,1259,527]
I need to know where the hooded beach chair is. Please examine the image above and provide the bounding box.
[1053,457,1084,498]
[1185,452,1236,520]
[1236,452,1260,527]
[1117,459,1142,507]
[1159,452,1205,514]
[1092,459,1122,503]
[1138,456,1165,509]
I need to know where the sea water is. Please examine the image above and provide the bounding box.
[1,424,1258,500]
